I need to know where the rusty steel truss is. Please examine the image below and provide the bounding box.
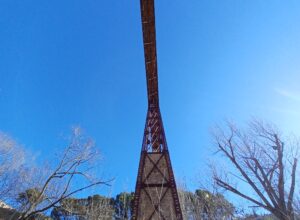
[132,0,183,219]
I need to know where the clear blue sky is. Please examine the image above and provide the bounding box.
[1,0,300,198]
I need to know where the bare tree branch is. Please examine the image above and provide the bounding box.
[211,120,299,220]
[15,127,111,220]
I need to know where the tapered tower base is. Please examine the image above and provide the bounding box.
[133,0,183,218]
[132,108,182,220]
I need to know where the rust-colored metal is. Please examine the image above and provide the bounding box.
[141,0,159,108]
[132,0,183,219]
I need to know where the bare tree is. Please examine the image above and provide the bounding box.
[0,131,24,171]
[178,185,234,220]
[51,195,114,220]
[15,127,111,220]
[178,186,201,220]
[212,120,299,220]
[0,132,26,201]
[84,195,114,220]
[294,197,300,218]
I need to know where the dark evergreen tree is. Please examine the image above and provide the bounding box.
[114,192,134,220]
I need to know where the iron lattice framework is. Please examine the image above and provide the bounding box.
[132,0,183,219]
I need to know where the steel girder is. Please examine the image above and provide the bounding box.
[132,0,183,219]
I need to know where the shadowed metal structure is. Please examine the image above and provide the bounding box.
[132,0,183,219]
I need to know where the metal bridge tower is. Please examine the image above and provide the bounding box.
[132,0,183,219]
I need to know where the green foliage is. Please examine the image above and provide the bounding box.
[195,189,235,218]
[17,188,43,206]
[51,195,114,220]
[50,192,135,220]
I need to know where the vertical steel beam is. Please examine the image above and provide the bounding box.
[132,0,183,219]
